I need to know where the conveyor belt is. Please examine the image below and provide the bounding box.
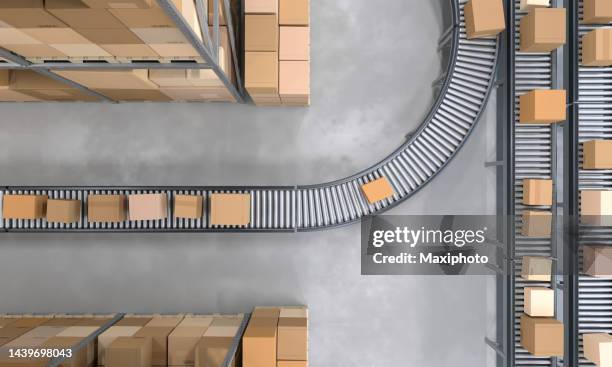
[0,0,499,232]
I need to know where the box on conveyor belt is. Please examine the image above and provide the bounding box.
[245,51,278,95]
[245,14,278,51]
[243,309,279,367]
[2,194,47,220]
[464,0,505,39]
[524,287,554,317]
[98,326,143,366]
[87,194,127,223]
[583,140,612,169]
[519,0,550,11]
[173,195,203,219]
[521,256,552,281]
[521,210,552,238]
[361,177,395,204]
[520,8,566,52]
[583,245,612,278]
[520,315,563,357]
[280,0,309,26]
[581,190,612,226]
[245,0,278,14]
[280,27,309,61]
[43,337,89,367]
[10,70,98,101]
[45,0,127,29]
[279,60,309,106]
[46,199,81,224]
[209,193,251,226]
[107,336,152,367]
[522,179,553,206]
[168,316,213,366]
[0,0,66,29]
[128,193,168,221]
[83,0,154,8]
[583,0,612,24]
[582,28,612,66]
[584,333,612,367]
[519,89,566,124]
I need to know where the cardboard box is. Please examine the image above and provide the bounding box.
[82,0,154,9]
[96,89,172,101]
[522,179,553,206]
[50,43,111,57]
[280,27,309,61]
[19,326,66,339]
[97,326,142,366]
[134,327,175,366]
[521,256,552,281]
[46,2,127,29]
[116,318,152,327]
[251,95,281,106]
[519,0,550,11]
[277,317,307,361]
[10,70,99,101]
[582,28,612,66]
[0,327,31,341]
[209,193,251,226]
[521,210,552,237]
[107,337,152,367]
[2,194,47,220]
[246,52,278,95]
[194,336,234,367]
[520,8,566,52]
[583,246,612,278]
[160,87,234,102]
[279,61,309,103]
[43,337,88,367]
[520,315,563,356]
[128,193,168,221]
[87,194,127,223]
[0,70,40,101]
[110,8,175,28]
[465,0,505,39]
[0,1,67,29]
[99,43,159,58]
[277,362,307,367]
[204,317,241,337]
[524,287,554,317]
[279,0,309,26]
[252,307,280,320]
[1,44,67,59]
[21,27,94,45]
[131,27,188,44]
[279,307,308,319]
[243,318,278,367]
[581,190,612,225]
[149,69,190,88]
[245,14,278,51]
[144,316,184,328]
[519,89,566,124]
[75,28,143,45]
[4,335,49,348]
[0,27,42,45]
[174,194,203,219]
[583,140,612,169]
[361,177,395,204]
[584,0,612,24]
[148,43,200,57]
[55,70,158,90]
[168,317,213,366]
[56,326,99,338]
[583,333,612,366]
[46,199,81,224]
[245,0,278,14]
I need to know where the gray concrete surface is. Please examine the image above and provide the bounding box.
[0,1,499,366]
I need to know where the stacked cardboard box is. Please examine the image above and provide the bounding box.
[277,307,308,367]
[583,245,612,278]
[464,0,505,39]
[584,333,612,367]
[0,70,39,101]
[582,29,612,67]
[9,70,99,101]
[520,7,566,53]
[193,316,242,367]
[583,0,612,24]
[581,190,612,226]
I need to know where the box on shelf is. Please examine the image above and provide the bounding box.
[168,316,213,366]
[174,195,203,219]
[279,60,309,105]
[464,0,505,39]
[524,287,554,317]
[87,194,127,223]
[583,0,612,24]
[55,69,158,90]
[583,140,612,169]
[134,327,176,366]
[209,193,251,226]
[245,0,278,14]
[521,256,552,281]
[519,0,550,11]
[160,87,234,102]
[243,310,279,367]
[245,14,278,52]
[116,318,152,327]
[83,0,154,8]
[519,89,566,124]
[46,1,127,29]
[583,333,612,367]
[98,326,142,366]
[583,245,612,278]
[520,8,566,52]
[521,210,552,238]
[74,28,157,58]
[245,51,278,94]
[20,27,111,57]
[0,1,67,29]
[582,28,612,66]
[128,193,168,221]
[97,89,172,101]
[106,336,152,367]
[520,315,563,357]
[2,44,68,59]
[279,0,309,26]
[0,70,39,102]
[46,199,81,224]
[280,26,309,61]
[2,194,47,220]
[522,179,553,206]
[581,190,612,226]
[194,335,233,367]
[361,177,395,204]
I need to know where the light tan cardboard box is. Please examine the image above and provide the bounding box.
[521,210,552,238]
[279,60,309,105]
[280,27,309,61]
[245,14,278,51]
[174,195,204,219]
[106,336,152,367]
[128,193,168,221]
[583,246,612,278]
[87,194,127,223]
[246,52,278,95]
[524,287,554,317]
[210,193,251,226]
[97,326,142,366]
[277,317,307,361]
[583,140,612,169]
[134,327,175,366]
[522,179,553,206]
[168,317,212,366]
[245,0,278,14]
[280,0,309,26]
[83,0,154,9]
[46,1,127,29]
[46,199,81,224]
[242,318,278,367]
[519,89,566,124]
[521,256,552,281]
[55,70,158,90]
[520,8,566,52]
[520,315,563,357]
[581,190,612,225]
[361,177,395,204]
[583,0,612,24]
[519,0,550,11]
[194,336,234,367]
[583,333,612,366]
[465,0,505,39]
[0,0,67,29]
[582,29,612,66]
[2,195,47,220]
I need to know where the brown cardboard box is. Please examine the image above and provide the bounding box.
[130,27,187,44]
[245,0,278,14]
[280,27,309,61]
[46,1,127,29]
[582,29,612,66]
[49,43,111,57]
[145,316,184,328]
[245,14,278,51]
[128,193,168,221]
[19,326,66,339]
[116,318,152,327]
[100,43,159,58]
[174,195,203,219]
[4,336,49,348]
[0,1,67,29]
[584,0,612,24]
[0,27,42,45]
[134,327,175,366]
[519,89,566,124]
[252,307,280,320]
[0,327,31,341]
[148,43,200,57]
[87,194,127,223]
[2,194,47,220]
[0,71,39,102]
[522,179,553,206]
[160,87,234,102]
[0,318,16,328]
[279,0,309,26]
[583,245,612,278]
[251,95,282,106]
[9,319,52,329]
[583,333,612,366]
[277,318,307,361]
[194,336,234,367]
[524,287,554,317]
[43,337,88,367]
[519,0,550,12]
[109,8,176,28]
[279,60,309,105]
[83,0,154,8]
[520,315,563,357]
[96,89,172,101]
[521,210,552,237]
[209,193,251,226]
[149,70,190,87]
[75,28,143,45]
[279,307,308,319]
[277,362,307,367]
[520,8,566,52]
[46,199,81,224]
[245,52,278,95]
[521,256,552,281]
[581,190,612,225]
[361,177,395,204]
[10,70,97,102]
[465,0,505,39]
[168,317,213,366]
[583,140,612,169]
[107,337,152,367]
[97,326,142,366]
[1,44,67,59]
[21,27,95,45]
[55,70,158,90]
[243,318,278,367]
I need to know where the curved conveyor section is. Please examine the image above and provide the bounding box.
[0,0,499,232]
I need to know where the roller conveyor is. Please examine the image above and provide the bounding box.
[0,0,499,233]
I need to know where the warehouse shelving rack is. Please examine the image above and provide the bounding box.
[0,0,244,103]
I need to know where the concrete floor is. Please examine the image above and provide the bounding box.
[0,0,499,366]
